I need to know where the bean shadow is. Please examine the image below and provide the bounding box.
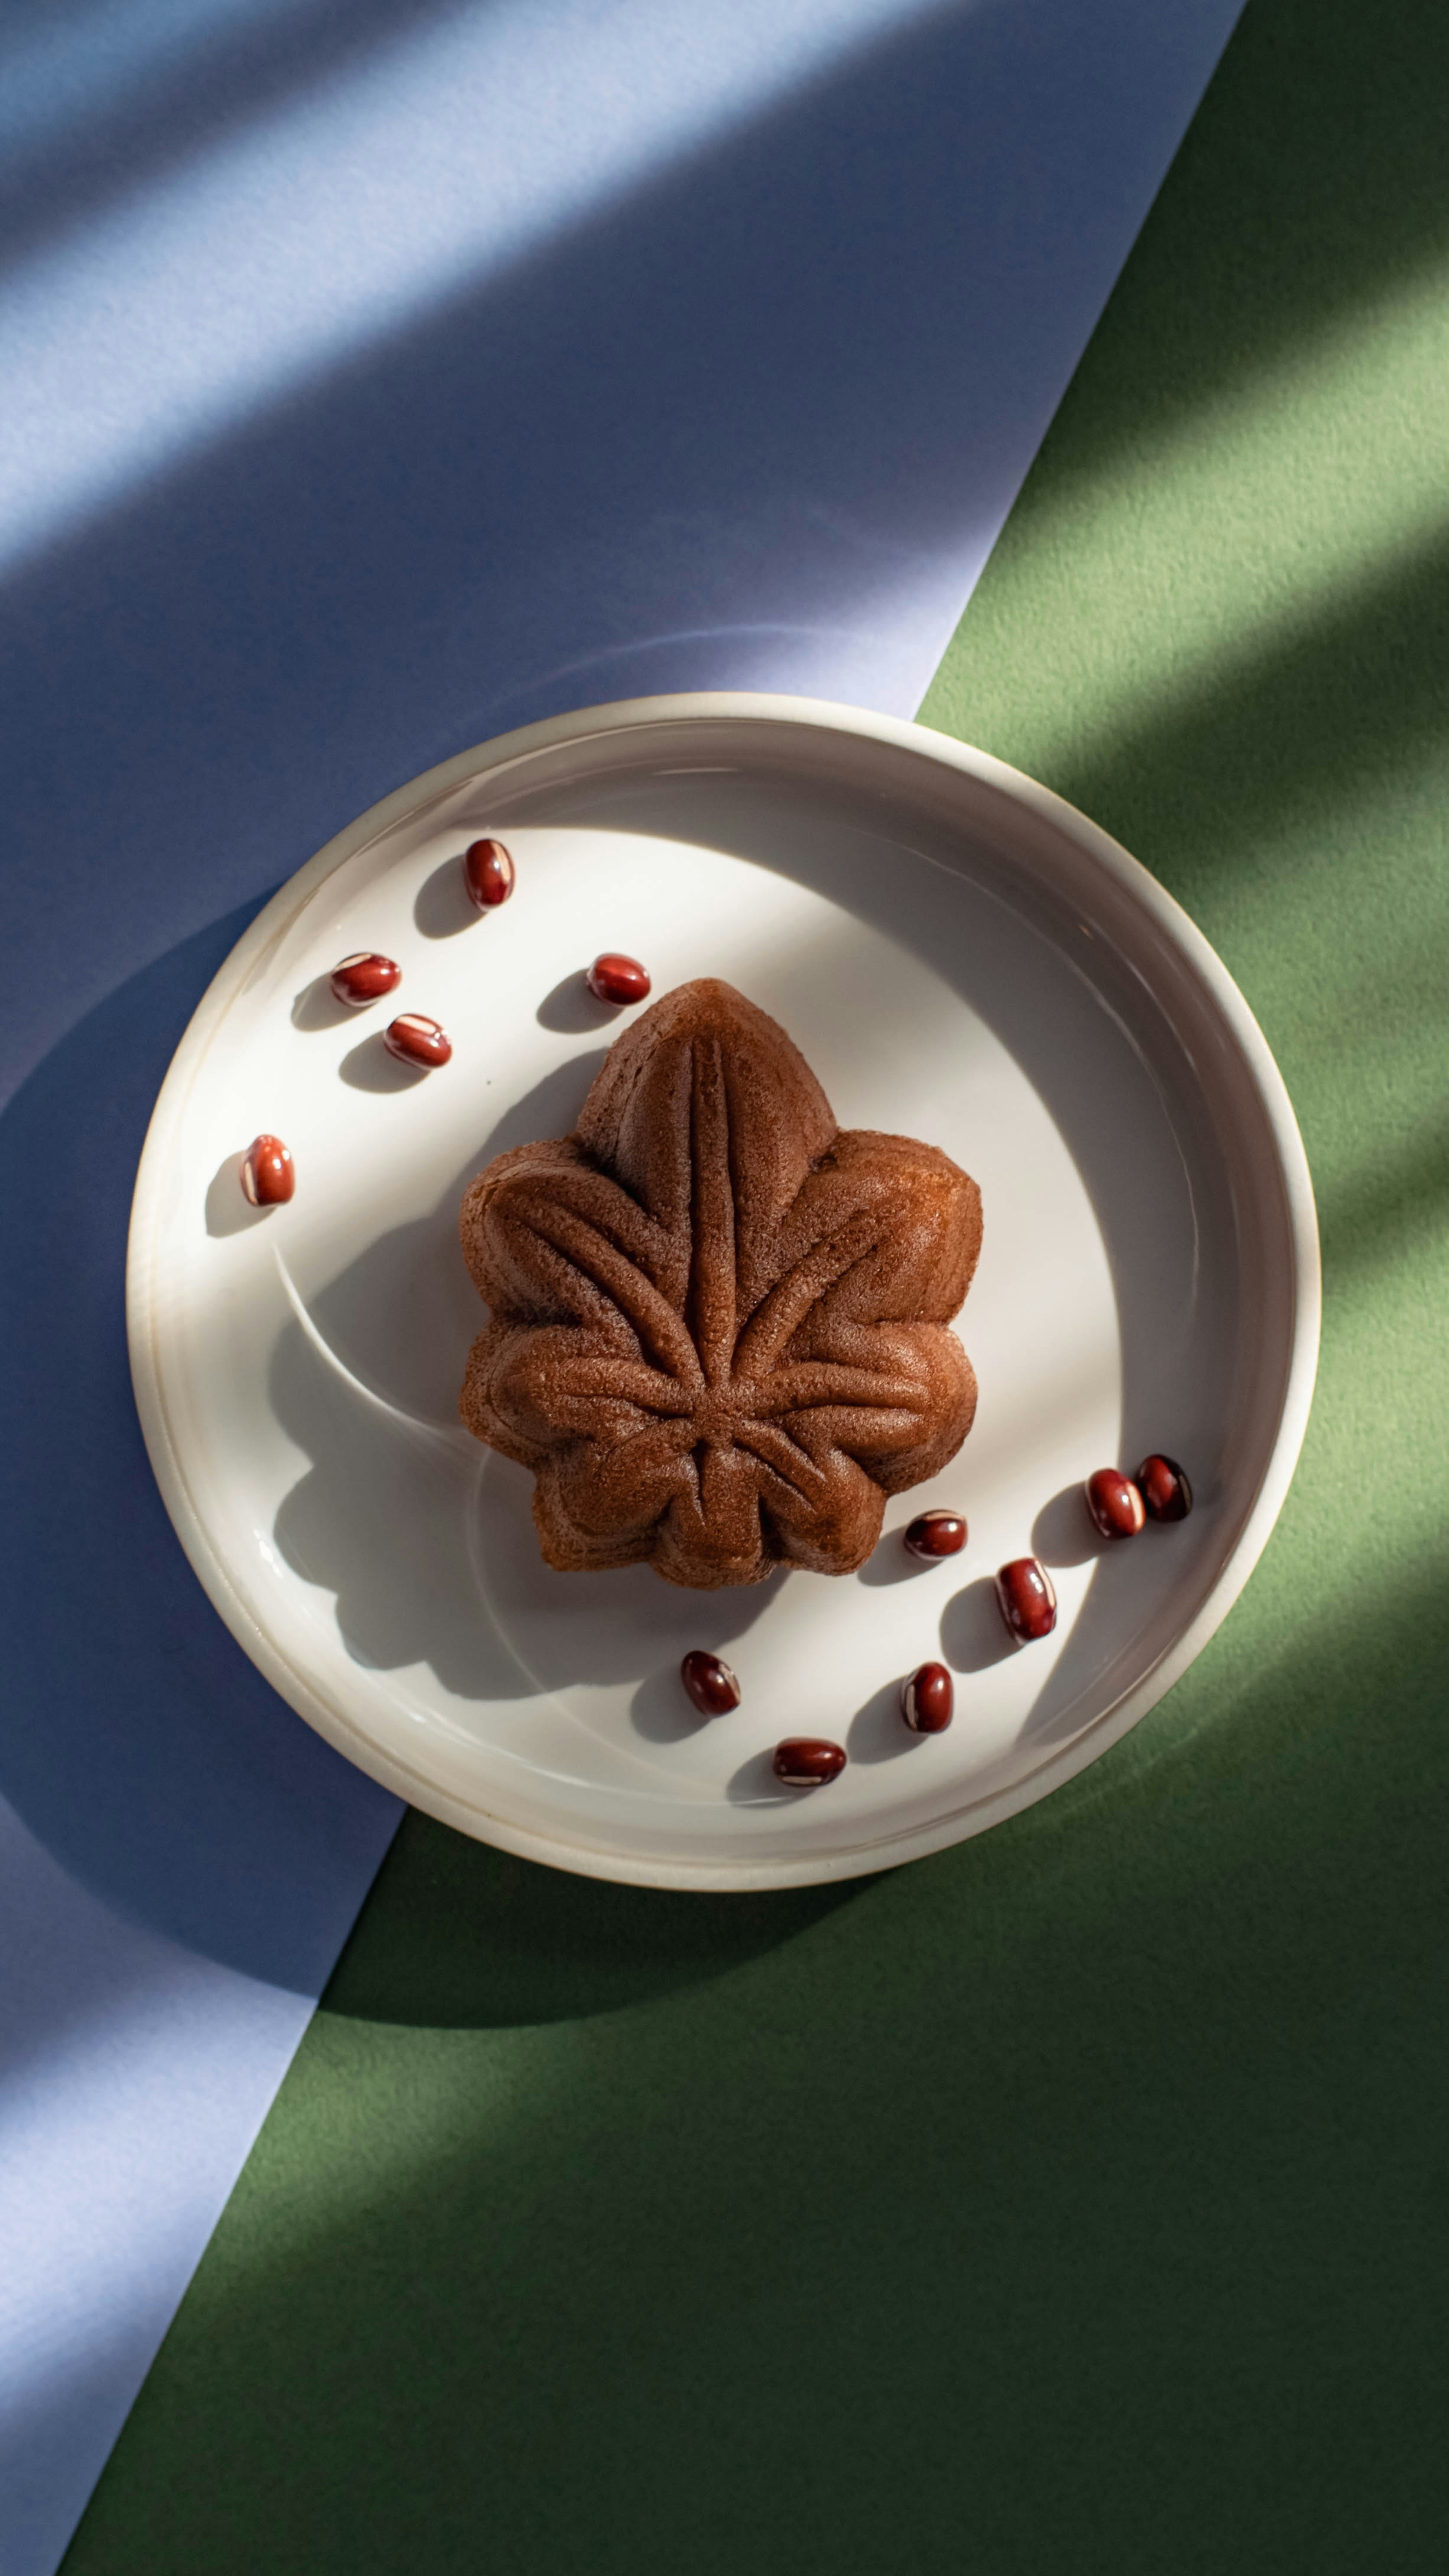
[205,1151,272,1238]
[726,1749,803,1808]
[338,1033,427,1092]
[629,1664,710,1746]
[292,973,365,1032]
[856,1523,954,1587]
[536,973,628,1035]
[1032,1482,1105,1570]
[414,852,482,940]
[940,1578,1015,1676]
[847,1677,926,1765]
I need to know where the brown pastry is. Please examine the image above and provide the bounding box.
[460,979,981,1588]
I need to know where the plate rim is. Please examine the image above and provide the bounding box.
[126,690,1321,1888]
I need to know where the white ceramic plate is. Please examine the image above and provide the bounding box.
[128,694,1319,1887]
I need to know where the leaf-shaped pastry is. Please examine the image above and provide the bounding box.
[460,980,982,1588]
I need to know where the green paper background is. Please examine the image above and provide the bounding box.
[66,1,1449,2566]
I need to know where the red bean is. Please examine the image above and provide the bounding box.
[995,1557,1057,1642]
[900,1661,954,1733]
[383,1013,452,1069]
[464,838,515,909]
[587,953,651,1005]
[903,1509,966,1561]
[680,1650,740,1717]
[1083,1468,1146,1540]
[772,1738,846,1786]
[241,1133,294,1206]
[1136,1454,1193,1522]
[329,952,401,1007]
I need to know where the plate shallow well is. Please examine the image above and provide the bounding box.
[127,694,1319,1887]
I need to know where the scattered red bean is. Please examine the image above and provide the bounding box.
[995,1556,1057,1643]
[900,1661,954,1734]
[383,1013,452,1069]
[329,951,401,1008]
[1137,1454,1193,1521]
[903,1509,967,1561]
[241,1134,294,1206]
[772,1738,846,1786]
[680,1650,740,1717]
[1083,1467,1146,1541]
[464,838,515,909]
[587,953,651,1005]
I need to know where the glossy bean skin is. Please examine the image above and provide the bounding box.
[680,1650,741,1717]
[903,1510,967,1561]
[587,953,651,1005]
[900,1660,954,1733]
[772,1737,846,1786]
[464,838,515,908]
[995,1556,1057,1642]
[1136,1454,1193,1521]
[1083,1468,1146,1540]
[241,1133,294,1205]
[383,1013,452,1069]
[329,952,401,1007]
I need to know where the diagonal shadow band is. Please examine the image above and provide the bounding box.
[2,0,1236,1097]
[1038,518,1449,901]
[992,0,1449,505]
[1316,1110,1449,1288]
[0,0,481,281]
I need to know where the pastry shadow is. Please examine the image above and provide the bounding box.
[940,1577,1014,1674]
[1032,1481,1104,1570]
[413,852,479,938]
[479,1486,777,1691]
[269,1317,532,1703]
[204,1152,271,1237]
[536,973,625,1035]
[297,1053,611,1432]
[846,1677,925,1764]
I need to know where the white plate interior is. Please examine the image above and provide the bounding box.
[129,701,1316,1885]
